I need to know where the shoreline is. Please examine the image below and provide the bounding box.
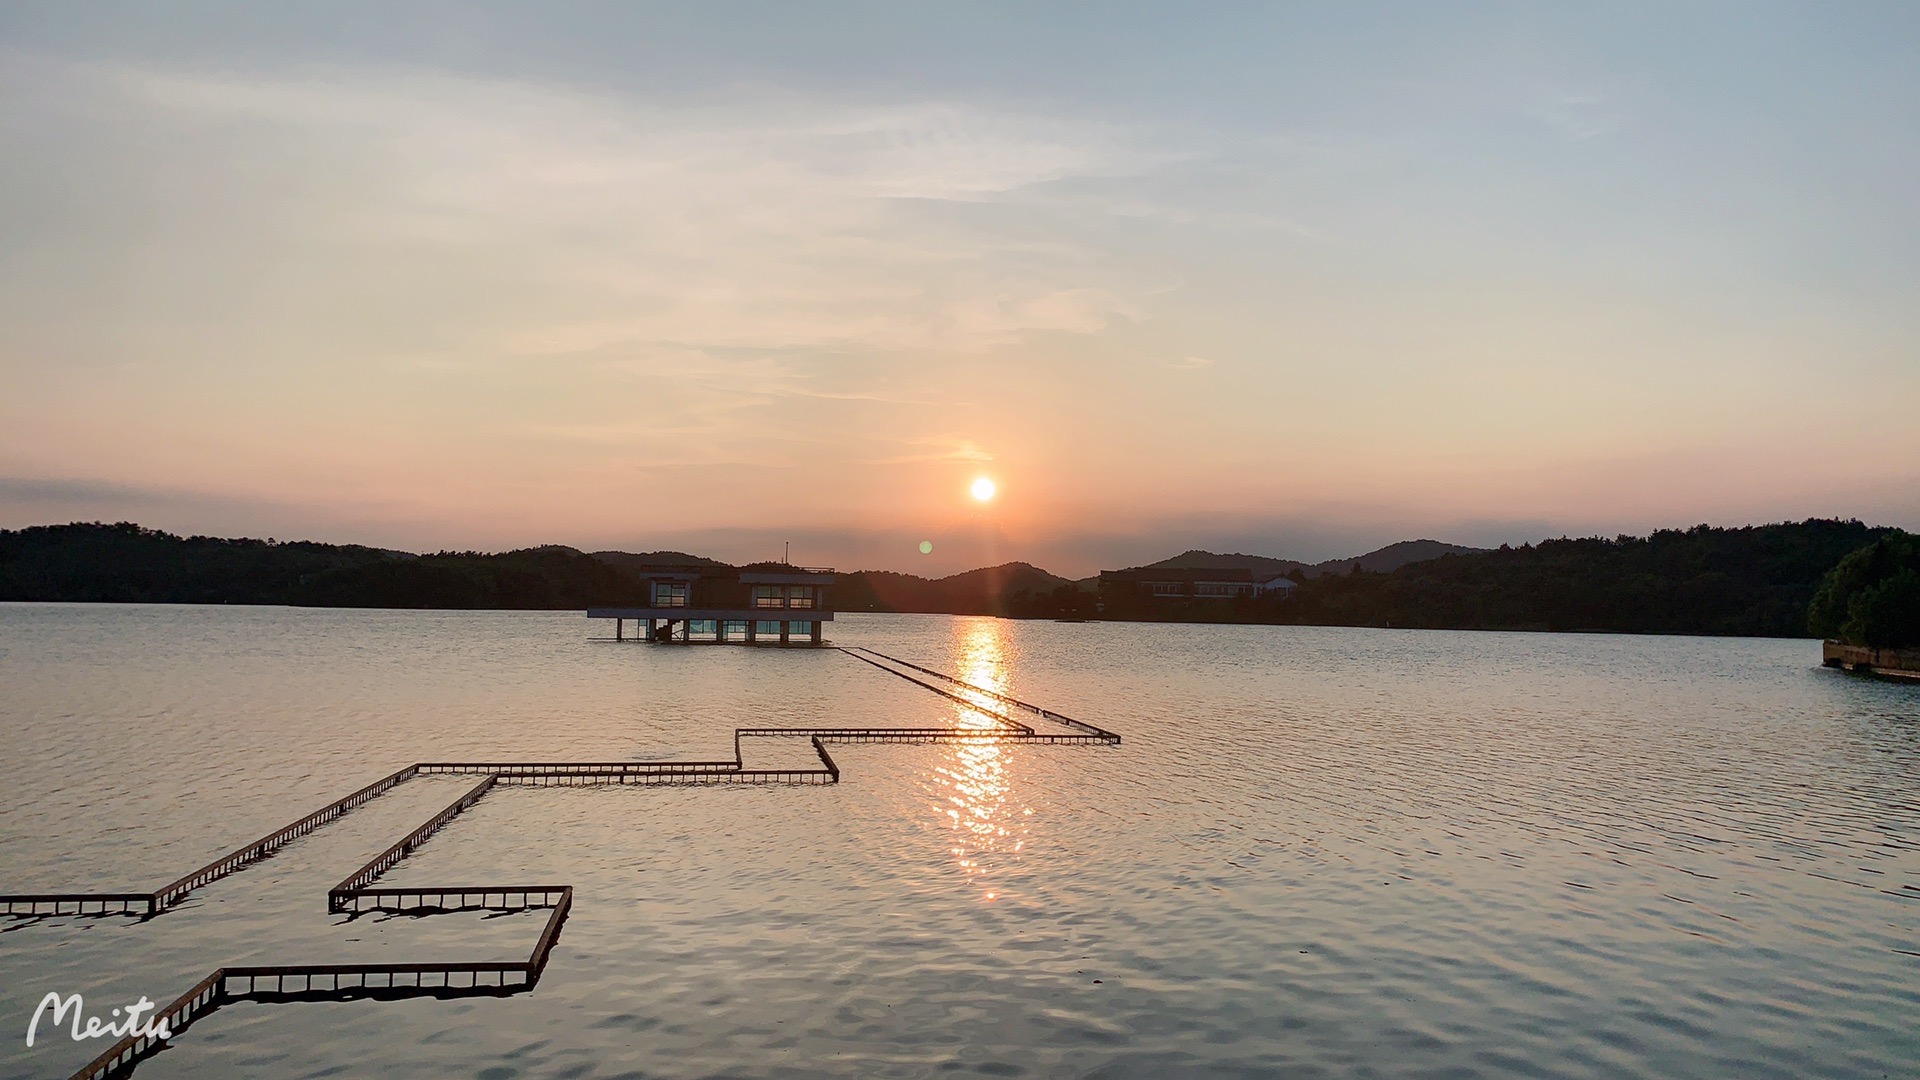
[1822,641,1920,682]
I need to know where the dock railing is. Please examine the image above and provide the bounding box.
[68,886,573,1080]
[329,774,498,907]
[150,764,423,915]
[848,647,1120,742]
[68,969,222,1080]
[13,645,1119,1080]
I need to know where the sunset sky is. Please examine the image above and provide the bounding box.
[2,4,1916,575]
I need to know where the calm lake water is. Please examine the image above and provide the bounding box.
[1,604,1916,1079]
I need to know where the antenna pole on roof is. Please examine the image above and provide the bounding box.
[785,541,790,566]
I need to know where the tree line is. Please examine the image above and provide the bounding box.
[1808,530,1920,648]
[4,518,1913,642]
[0,522,646,609]
[1059,519,1902,639]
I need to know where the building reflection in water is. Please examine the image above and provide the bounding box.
[933,619,1033,901]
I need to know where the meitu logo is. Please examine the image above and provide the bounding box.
[26,992,171,1048]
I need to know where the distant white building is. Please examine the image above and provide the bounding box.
[1098,566,1299,600]
[1254,574,1297,597]
[1099,567,1253,598]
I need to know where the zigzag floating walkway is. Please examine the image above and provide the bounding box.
[2,647,1120,1080]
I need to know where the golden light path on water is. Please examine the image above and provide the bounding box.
[933,620,1033,902]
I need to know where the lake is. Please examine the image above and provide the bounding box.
[1,604,1915,1078]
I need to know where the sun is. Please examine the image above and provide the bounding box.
[970,477,997,502]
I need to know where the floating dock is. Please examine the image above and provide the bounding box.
[7,646,1118,1080]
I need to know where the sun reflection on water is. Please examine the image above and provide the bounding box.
[932,619,1033,902]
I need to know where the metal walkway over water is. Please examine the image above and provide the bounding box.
[2,646,1120,1079]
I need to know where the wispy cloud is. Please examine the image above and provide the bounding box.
[0,54,1187,493]
[0,55,1167,374]
[861,439,997,466]
[1529,90,1621,142]
[48,58,1159,360]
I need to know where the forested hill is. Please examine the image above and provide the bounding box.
[1140,539,1485,579]
[1249,519,1892,637]
[0,519,1898,637]
[0,522,647,609]
[835,562,1075,614]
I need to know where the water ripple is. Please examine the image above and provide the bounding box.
[0,606,1915,1078]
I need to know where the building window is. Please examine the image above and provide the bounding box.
[786,586,815,608]
[752,585,785,608]
[654,582,688,607]
[1149,582,1185,597]
[1195,582,1244,597]
[756,620,782,636]
[790,621,812,636]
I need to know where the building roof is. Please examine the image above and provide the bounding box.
[1100,566,1256,584]
[740,571,836,585]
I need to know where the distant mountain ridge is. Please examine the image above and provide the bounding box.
[1139,539,1485,579]
[588,551,1079,615]
[835,562,1074,615]
[6,520,1889,638]
[589,550,730,573]
[0,524,1488,612]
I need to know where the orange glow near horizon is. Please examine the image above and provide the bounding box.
[970,477,997,503]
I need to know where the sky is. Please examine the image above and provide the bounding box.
[2,3,1916,576]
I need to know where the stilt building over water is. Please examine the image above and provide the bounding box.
[588,563,835,645]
